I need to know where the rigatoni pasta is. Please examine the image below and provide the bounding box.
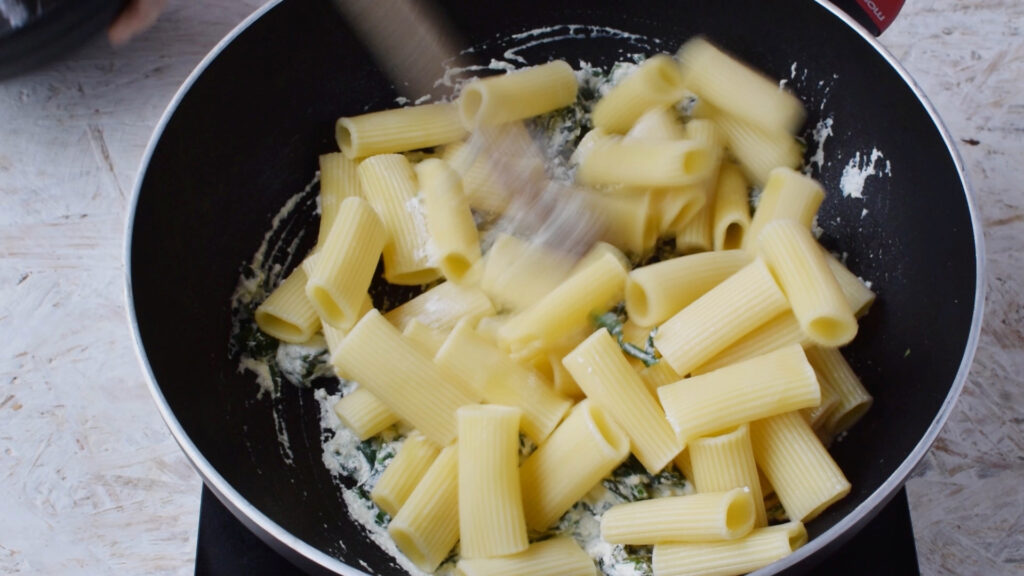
[750,411,851,523]
[457,405,529,558]
[242,40,885,576]
[519,399,630,531]
[316,152,361,247]
[455,537,596,576]
[757,219,858,347]
[458,61,578,128]
[688,424,768,528]
[593,54,686,133]
[305,196,388,329]
[653,258,790,377]
[332,309,480,446]
[415,158,481,283]
[255,265,321,343]
[388,444,460,572]
[371,432,439,517]
[658,344,821,446]
[653,521,808,576]
[625,250,752,327]
[601,488,756,544]
[743,166,824,251]
[332,387,400,441]
[563,328,681,473]
[358,154,440,285]
[336,102,468,159]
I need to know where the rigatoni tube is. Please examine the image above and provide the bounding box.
[255,265,320,343]
[332,309,480,446]
[653,258,789,377]
[317,152,361,247]
[601,488,756,544]
[592,54,686,133]
[688,424,768,528]
[562,328,681,473]
[458,60,578,128]
[758,220,858,347]
[677,36,806,135]
[713,162,752,251]
[336,102,467,159]
[519,400,630,531]
[371,432,439,517]
[455,537,596,576]
[332,387,399,441]
[742,167,824,251]
[384,280,495,332]
[577,137,716,188]
[358,154,440,285]
[691,311,809,375]
[305,196,387,329]
[457,405,529,559]
[750,411,851,522]
[653,521,807,576]
[415,158,481,283]
[388,444,460,572]
[804,346,873,437]
[625,250,752,327]
[498,242,628,354]
[657,344,820,447]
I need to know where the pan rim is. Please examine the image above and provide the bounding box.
[123,1,987,575]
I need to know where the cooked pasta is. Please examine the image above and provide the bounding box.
[653,258,790,377]
[455,537,596,576]
[332,309,480,446]
[336,102,468,159]
[625,250,752,327]
[688,424,768,527]
[457,405,529,558]
[593,54,686,133]
[653,521,808,576]
[358,154,441,285]
[371,432,439,517]
[657,344,821,446]
[519,399,630,531]
[749,411,851,522]
[415,158,482,283]
[254,264,321,344]
[305,196,388,328]
[458,60,578,128]
[601,488,756,544]
[242,42,884,576]
[563,328,681,473]
[758,219,858,347]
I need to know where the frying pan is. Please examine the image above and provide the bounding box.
[127,0,985,574]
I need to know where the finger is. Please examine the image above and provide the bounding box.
[108,0,168,46]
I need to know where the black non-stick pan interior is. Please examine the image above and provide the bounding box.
[129,0,980,574]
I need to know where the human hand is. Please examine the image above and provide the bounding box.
[108,0,168,46]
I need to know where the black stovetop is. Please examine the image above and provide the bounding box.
[195,485,919,575]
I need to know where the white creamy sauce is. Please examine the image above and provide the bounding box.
[806,116,834,175]
[404,196,438,266]
[840,147,888,199]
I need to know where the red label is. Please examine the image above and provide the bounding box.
[855,0,905,32]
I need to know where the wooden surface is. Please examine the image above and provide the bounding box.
[1,1,1021,575]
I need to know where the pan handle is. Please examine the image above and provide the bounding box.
[828,0,904,35]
